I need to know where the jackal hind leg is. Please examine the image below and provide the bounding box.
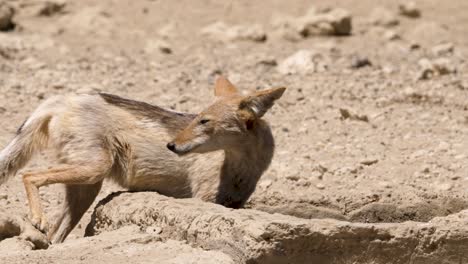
[48,181,103,243]
[22,154,112,236]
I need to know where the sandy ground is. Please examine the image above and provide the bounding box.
[0,0,467,263]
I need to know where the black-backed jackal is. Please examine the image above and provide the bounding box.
[0,76,286,243]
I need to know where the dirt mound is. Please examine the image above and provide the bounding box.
[1,226,234,264]
[85,192,468,264]
[0,213,49,250]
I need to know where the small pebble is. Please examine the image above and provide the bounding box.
[360,159,379,166]
[351,56,372,69]
[398,2,421,18]
[316,183,325,190]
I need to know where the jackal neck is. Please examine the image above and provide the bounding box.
[224,122,275,176]
[215,120,275,208]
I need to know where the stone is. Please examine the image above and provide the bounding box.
[298,7,352,36]
[272,7,352,39]
[145,39,172,54]
[432,57,456,74]
[271,15,303,41]
[0,237,35,252]
[258,179,273,189]
[350,56,372,68]
[408,22,450,46]
[277,50,319,75]
[431,42,454,56]
[398,2,421,18]
[360,158,379,166]
[201,22,267,42]
[339,108,369,122]
[0,1,15,31]
[316,183,325,190]
[383,30,400,40]
[417,57,456,80]
[158,23,177,39]
[37,0,67,16]
[0,213,49,250]
[326,8,352,35]
[369,7,399,27]
[436,182,453,191]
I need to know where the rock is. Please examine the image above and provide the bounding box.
[22,57,47,70]
[436,182,453,191]
[437,141,451,152]
[383,30,400,40]
[408,22,450,46]
[398,2,421,18]
[409,42,421,50]
[0,194,7,200]
[450,175,461,180]
[339,108,369,122]
[432,58,456,74]
[316,183,325,190]
[350,56,372,69]
[0,213,49,250]
[277,50,323,75]
[0,237,35,252]
[417,57,456,80]
[145,226,162,235]
[86,192,468,263]
[417,58,434,80]
[326,8,352,35]
[257,57,277,67]
[201,22,267,42]
[286,175,300,181]
[360,158,379,166]
[298,7,352,36]
[368,7,399,27]
[272,7,352,39]
[0,1,15,31]
[312,164,327,180]
[271,15,303,41]
[145,39,172,54]
[258,179,272,189]
[37,0,67,16]
[158,23,177,39]
[296,179,311,187]
[431,42,454,56]
[378,181,391,188]
[57,6,112,36]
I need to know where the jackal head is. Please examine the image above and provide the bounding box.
[167,76,286,155]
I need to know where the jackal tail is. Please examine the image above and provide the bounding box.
[0,114,51,184]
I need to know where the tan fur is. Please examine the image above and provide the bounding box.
[0,77,286,243]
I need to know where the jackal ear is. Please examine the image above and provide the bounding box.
[214,76,238,97]
[239,87,286,118]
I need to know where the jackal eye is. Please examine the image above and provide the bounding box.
[200,118,210,125]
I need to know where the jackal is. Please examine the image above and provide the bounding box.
[0,76,285,243]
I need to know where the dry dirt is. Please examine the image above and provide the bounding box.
[0,0,467,263]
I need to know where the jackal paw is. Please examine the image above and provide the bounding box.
[31,215,49,234]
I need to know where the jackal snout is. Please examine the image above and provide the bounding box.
[166,142,176,151]
[167,118,212,155]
